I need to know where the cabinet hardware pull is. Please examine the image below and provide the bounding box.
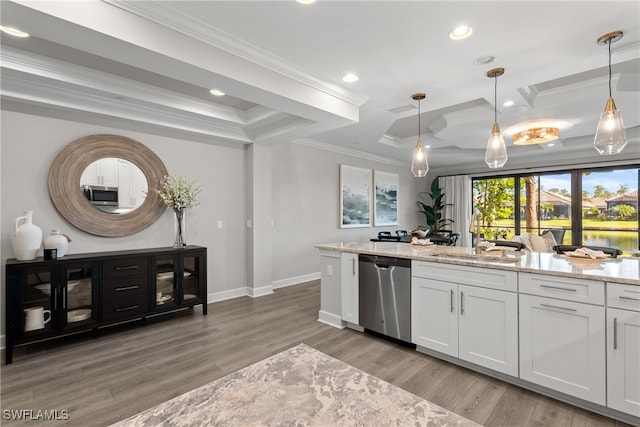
[460,291,465,315]
[115,285,139,292]
[115,305,139,312]
[54,288,58,310]
[619,296,640,302]
[450,289,454,313]
[613,317,618,350]
[114,265,139,271]
[352,258,356,275]
[62,287,66,310]
[540,303,577,312]
[539,284,577,292]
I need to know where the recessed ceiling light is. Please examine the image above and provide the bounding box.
[547,143,556,147]
[209,89,225,96]
[474,55,496,65]
[503,100,514,107]
[0,25,30,38]
[449,25,473,40]
[296,0,316,4]
[342,73,359,83]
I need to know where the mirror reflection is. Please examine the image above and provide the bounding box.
[80,158,148,214]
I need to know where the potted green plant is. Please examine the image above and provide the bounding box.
[417,178,454,233]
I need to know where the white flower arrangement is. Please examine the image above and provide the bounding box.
[157,175,201,211]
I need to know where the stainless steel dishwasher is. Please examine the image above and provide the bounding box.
[359,254,411,342]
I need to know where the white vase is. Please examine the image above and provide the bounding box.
[11,211,43,261]
[44,229,71,258]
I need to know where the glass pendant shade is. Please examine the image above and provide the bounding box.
[411,138,429,177]
[484,122,508,169]
[594,97,628,155]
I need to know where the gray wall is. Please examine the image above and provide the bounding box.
[1,109,427,344]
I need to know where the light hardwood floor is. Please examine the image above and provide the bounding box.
[0,281,632,426]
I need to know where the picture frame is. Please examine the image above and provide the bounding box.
[374,171,399,226]
[340,165,372,228]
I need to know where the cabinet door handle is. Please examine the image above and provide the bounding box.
[450,289,454,313]
[115,305,139,312]
[613,317,618,350]
[115,285,139,292]
[114,265,139,271]
[619,296,640,302]
[460,291,465,315]
[352,258,356,275]
[540,303,577,312]
[62,287,66,310]
[539,284,577,292]
[54,287,58,310]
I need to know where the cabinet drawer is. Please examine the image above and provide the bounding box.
[102,295,147,322]
[102,257,148,279]
[519,273,604,305]
[412,261,517,292]
[607,282,640,311]
[103,276,148,301]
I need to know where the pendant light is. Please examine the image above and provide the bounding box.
[594,31,627,155]
[411,93,429,177]
[484,68,507,168]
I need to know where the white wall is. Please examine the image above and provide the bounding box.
[0,109,427,342]
[0,111,249,307]
[270,141,426,284]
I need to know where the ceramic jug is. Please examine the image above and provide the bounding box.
[24,306,51,332]
[44,229,72,258]
[11,211,42,261]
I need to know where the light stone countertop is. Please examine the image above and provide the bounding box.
[316,241,640,286]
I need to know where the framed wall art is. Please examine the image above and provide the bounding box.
[340,165,371,228]
[373,171,398,226]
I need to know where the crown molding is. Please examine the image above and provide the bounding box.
[103,0,369,108]
[293,138,407,167]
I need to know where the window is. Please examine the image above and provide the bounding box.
[472,166,639,255]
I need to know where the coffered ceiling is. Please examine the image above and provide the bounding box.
[1,0,639,174]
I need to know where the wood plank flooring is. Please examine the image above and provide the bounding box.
[0,281,632,426]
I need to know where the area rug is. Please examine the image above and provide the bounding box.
[110,343,480,426]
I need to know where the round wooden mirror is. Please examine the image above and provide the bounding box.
[48,134,168,237]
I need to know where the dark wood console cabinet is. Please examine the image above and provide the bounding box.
[5,246,207,364]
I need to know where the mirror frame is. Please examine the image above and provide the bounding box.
[48,134,168,237]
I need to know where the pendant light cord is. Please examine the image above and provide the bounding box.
[493,75,498,123]
[418,99,421,139]
[608,38,612,98]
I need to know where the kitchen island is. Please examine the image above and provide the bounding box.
[316,242,640,425]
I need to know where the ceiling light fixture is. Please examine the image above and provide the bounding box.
[410,93,429,178]
[449,25,473,40]
[484,68,508,168]
[342,73,359,83]
[296,0,316,4]
[209,89,225,96]
[513,127,560,145]
[594,30,627,155]
[0,25,30,37]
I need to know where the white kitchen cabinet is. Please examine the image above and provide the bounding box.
[80,157,119,187]
[519,293,605,405]
[412,277,458,357]
[607,281,640,418]
[340,252,359,325]
[458,284,518,376]
[411,274,518,376]
[118,159,148,209]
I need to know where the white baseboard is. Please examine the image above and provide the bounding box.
[207,287,248,303]
[318,310,345,329]
[272,272,320,289]
[248,285,274,298]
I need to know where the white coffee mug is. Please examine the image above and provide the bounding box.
[24,306,51,332]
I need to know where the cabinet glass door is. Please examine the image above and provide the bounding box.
[182,255,202,303]
[21,267,55,336]
[61,263,98,328]
[154,257,177,309]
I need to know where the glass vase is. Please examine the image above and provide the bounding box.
[173,209,186,248]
